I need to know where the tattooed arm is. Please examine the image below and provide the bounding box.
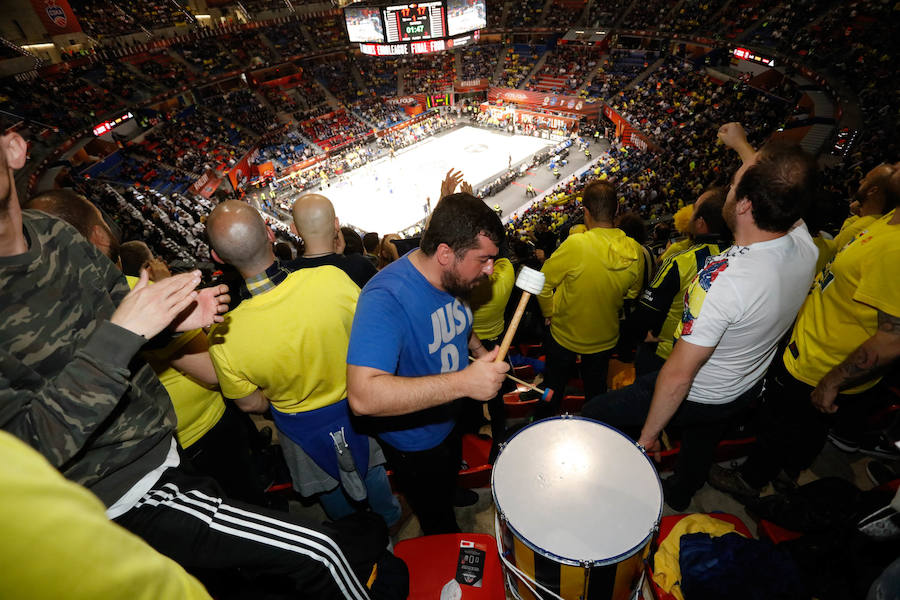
[811,310,900,413]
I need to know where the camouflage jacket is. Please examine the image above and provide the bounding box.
[0,210,176,507]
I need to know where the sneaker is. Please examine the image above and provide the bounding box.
[858,435,900,460]
[867,460,900,487]
[857,506,900,541]
[453,487,479,507]
[708,464,762,501]
[827,430,860,453]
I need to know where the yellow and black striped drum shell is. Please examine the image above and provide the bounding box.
[492,417,662,600]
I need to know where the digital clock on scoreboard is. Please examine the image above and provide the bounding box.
[383,1,446,43]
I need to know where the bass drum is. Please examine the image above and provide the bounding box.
[492,416,662,600]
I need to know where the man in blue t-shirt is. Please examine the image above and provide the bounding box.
[347,193,508,534]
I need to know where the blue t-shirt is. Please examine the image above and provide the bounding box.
[347,252,473,451]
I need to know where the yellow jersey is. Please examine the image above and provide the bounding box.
[538,227,644,354]
[0,431,211,600]
[471,257,515,340]
[126,275,225,449]
[658,237,692,264]
[208,266,359,413]
[639,238,728,360]
[143,329,226,449]
[784,212,900,392]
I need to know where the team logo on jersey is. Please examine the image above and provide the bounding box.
[680,258,729,337]
[45,1,67,28]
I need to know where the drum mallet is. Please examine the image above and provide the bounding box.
[468,356,552,401]
[493,266,554,403]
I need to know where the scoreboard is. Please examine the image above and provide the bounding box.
[383,2,445,43]
[344,0,485,53]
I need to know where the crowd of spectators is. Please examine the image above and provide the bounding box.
[298,108,371,149]
[172,37,239,76]
[241,0,294,17]
[223,30,278,68]
[458,44,499,81]
[526,44,603,93]
[400,53,456,94]
[117,0,194,32]
[264,22,313,59]
[304,14,348,51]
[68,0,142,39]
[108,153,196,195]
[715,0,782,40]
[353,55,401,97]
[126,52,197,90]
[485,0,506,29]
[581,49,657,99]
[666,0,724,34]
[506,0,546,28]
[0,79,88,135]
[498,44,542,89]
[610,58,795,206]
[351,98,408,130]
[619,0,674,31]
[201,88,279,134]
[80,61,159,101]
[376,112,455,153]
[542,0,588,30]
[583,2,618,27]
[137,106,252,175]
[256,131,315,172]
[305,55,359,104]
[6,3,900,597]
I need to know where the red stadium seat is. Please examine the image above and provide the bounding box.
[458,434,492,489]
[394,533,506,600]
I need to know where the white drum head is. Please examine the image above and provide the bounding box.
[492,417,662,565]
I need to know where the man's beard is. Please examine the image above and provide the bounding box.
[441,267,487,300]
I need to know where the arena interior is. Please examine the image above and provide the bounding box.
[1,0,898,598]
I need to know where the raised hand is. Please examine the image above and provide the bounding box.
[111,269,203,338]
[440,168,465,199]
[171,282,230,332]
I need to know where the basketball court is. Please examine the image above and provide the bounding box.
[320,125,554,233]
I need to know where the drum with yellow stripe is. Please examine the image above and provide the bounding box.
[492,416,662,600]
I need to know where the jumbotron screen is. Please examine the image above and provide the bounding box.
[345,6,385,43]
[446,0,486,36]
[383,2,445,43]
[343,1,485,44]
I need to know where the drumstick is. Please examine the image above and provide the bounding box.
[468,356,553,402]
[660,430,672,451]
[494,266,546,363]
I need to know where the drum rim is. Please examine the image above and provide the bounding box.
[491,415,663,567]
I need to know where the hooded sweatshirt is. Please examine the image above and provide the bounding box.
[538,226,644,354]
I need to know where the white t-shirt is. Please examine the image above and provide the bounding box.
[677,224,818,405]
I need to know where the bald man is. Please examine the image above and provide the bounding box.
[291,194,376,289]
[206,201,403,531]
[830,163,897,254]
